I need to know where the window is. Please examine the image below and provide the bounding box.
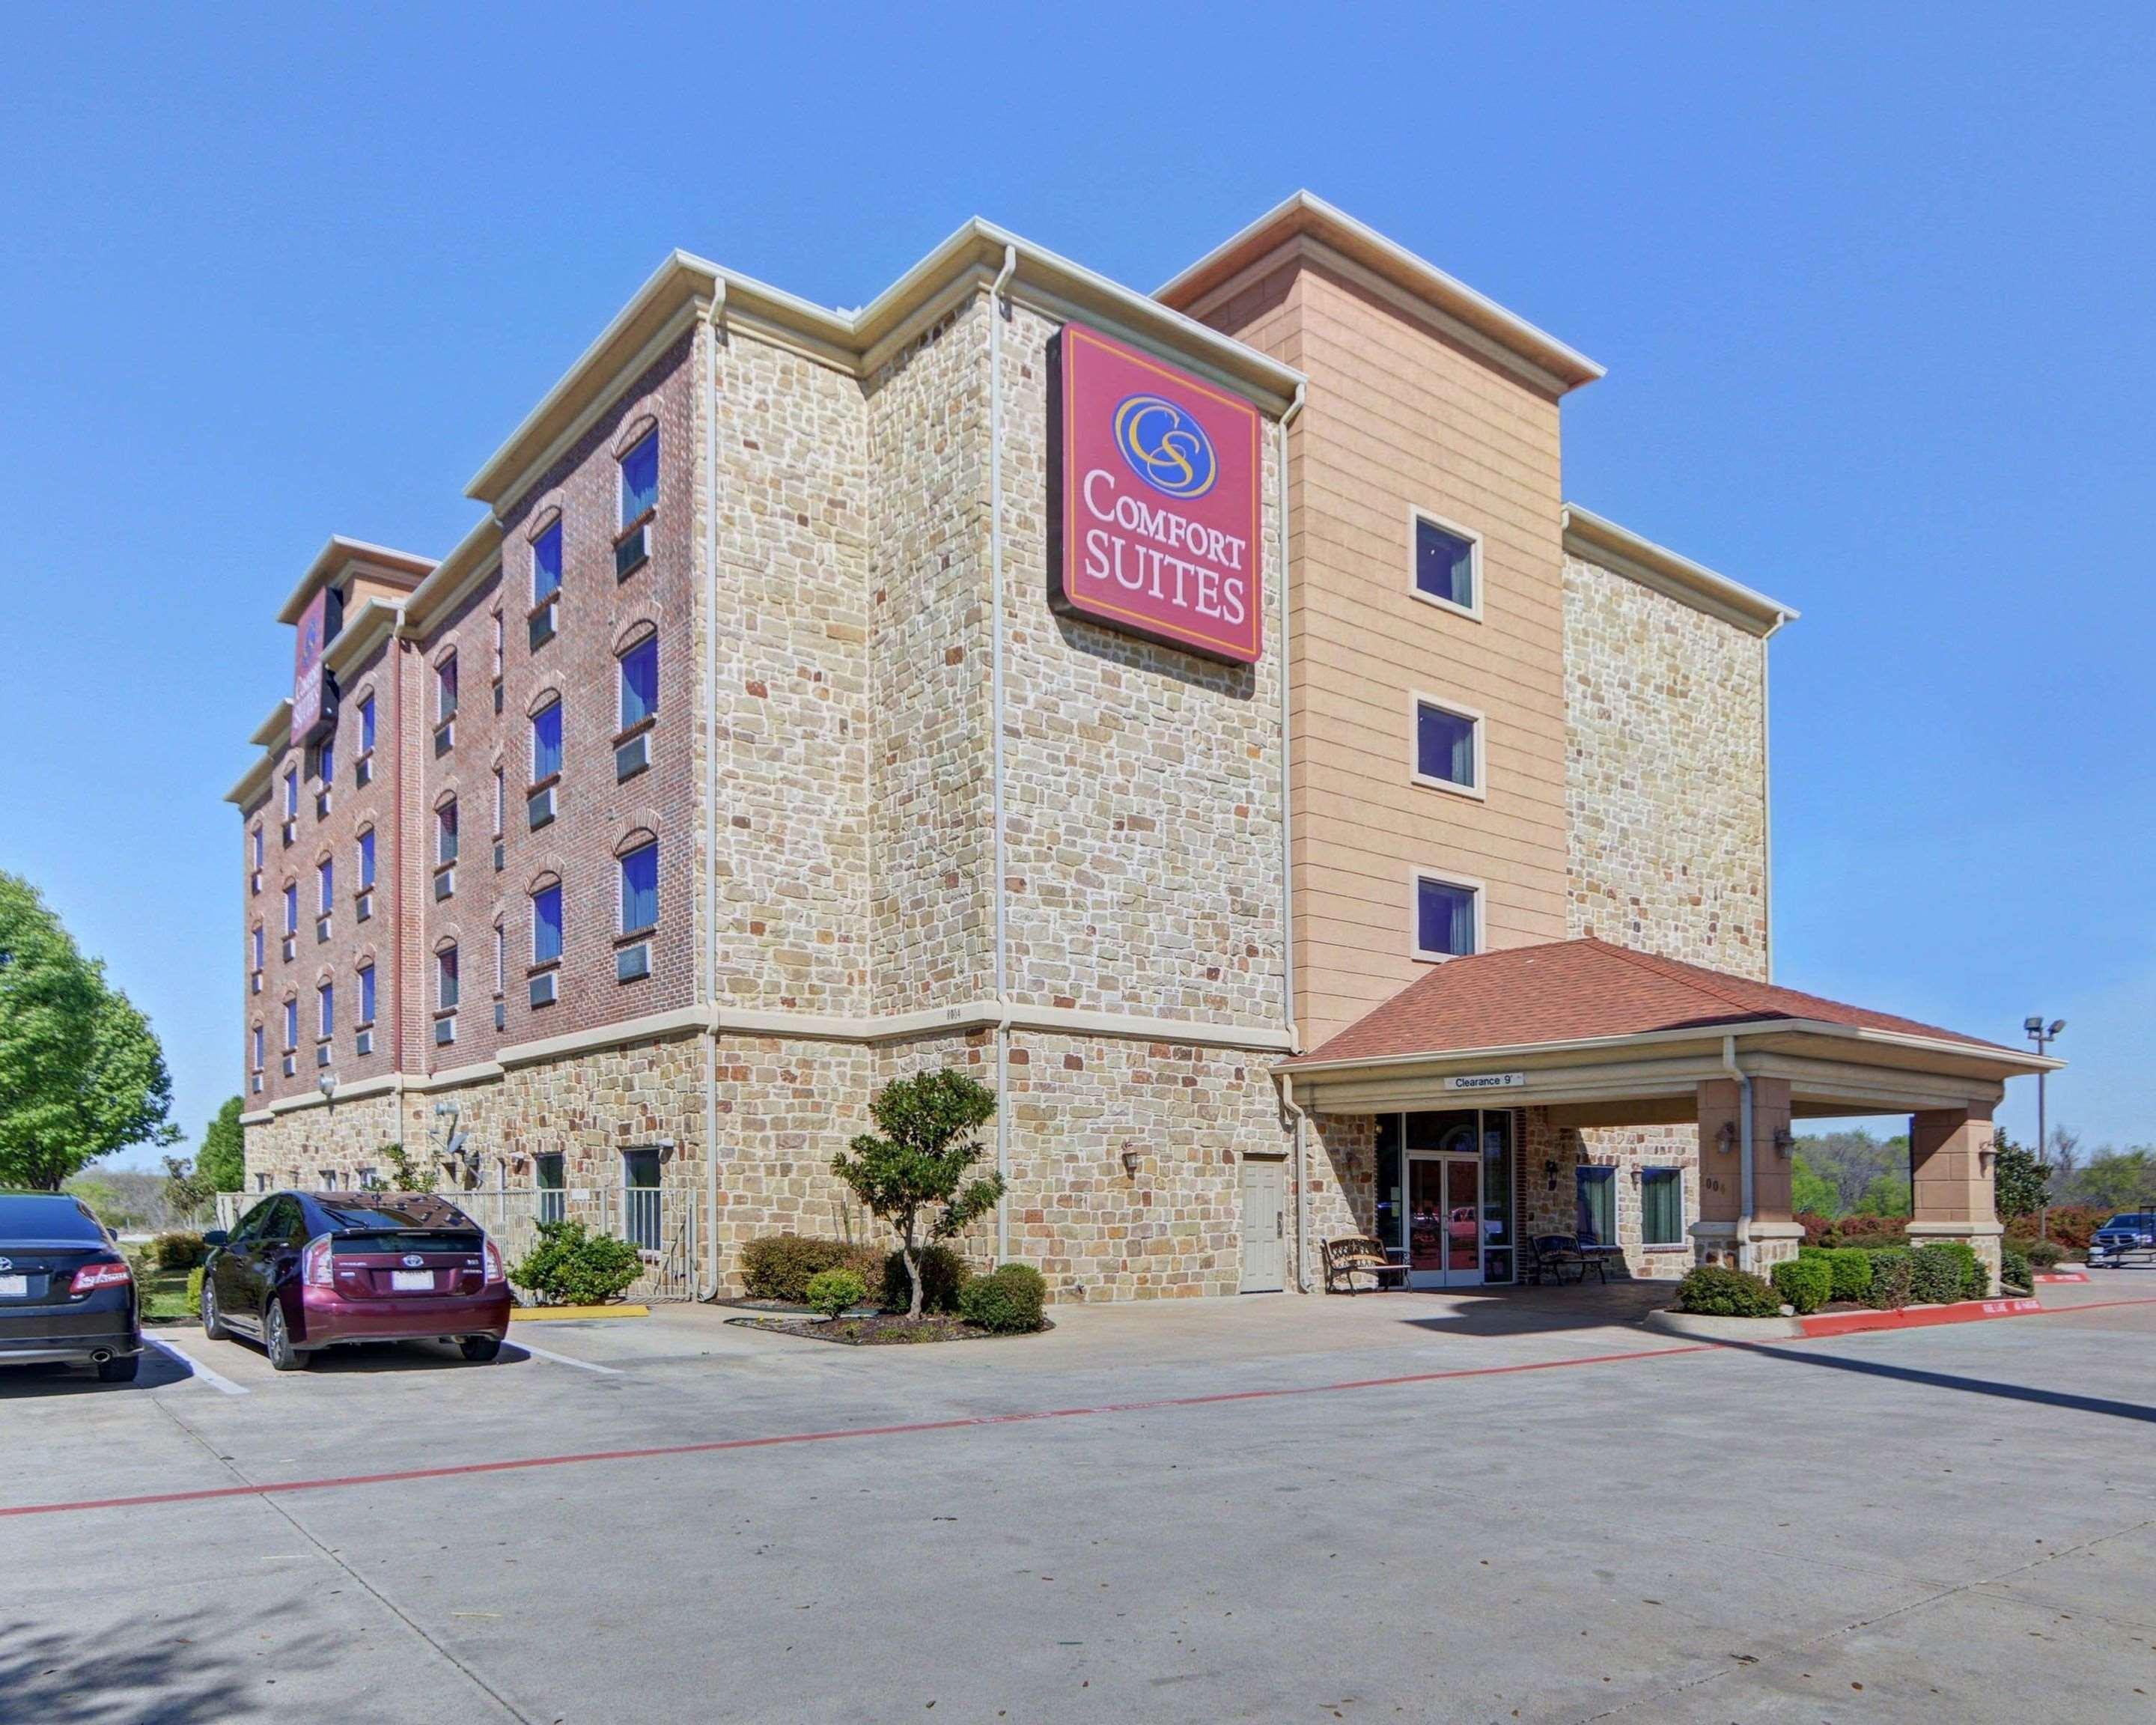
[436,944,460,1011]
[358,828,375,889]
[493,923,506,996]
[1641,1167,1683,1248]
[284,770,298,818]
[619,430,659,525]
[623,1146,661,1251]
[317,736,335,788]
[618,634,658,731]
[492,610,506,682]
[532,882,564,966]
[1411,512,1479,616]
[1413,872,1479,961]
[532,521,563,604]
[359,693,376,755]
[531,699,562,784]
[317,857,334,915]
[283,997,299,1050]
[1413,697,1482,796]
[493,767,505,838]
[283,883,299,936]
[1575,1166,1616,1250]
[436,800,459,866]
[317,982,335,1040]
[357,962,376,1026]
[536,1153,566,1224]
[251,925,264,972]
[436,652,460,722]
[619,840,658,934]
[252,827,264,871]
[251,1025,264,1073]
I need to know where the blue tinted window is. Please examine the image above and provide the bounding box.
[1416,702,1477,788]
[1414,517,1475,610]
[533,884,564,964]
[1416,877,1476,958]
[533,522,563,603]
[318,984,334,1038]
[358,828,375,888]
[532,701,563,782]
[358,963,376,1026]
[283,883,298,934]
[283,998,298,1048]
[619,841,658,933]
[620,431,658,523]
[359,693,376,752]
[619,635,658,728]
[317,857,333,912]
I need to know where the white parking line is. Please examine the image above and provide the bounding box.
[146,1336,250,1396]
[511,1340,622,1376]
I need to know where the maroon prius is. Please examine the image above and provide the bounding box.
[202,1191,512,1371]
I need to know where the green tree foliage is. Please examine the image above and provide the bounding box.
[160,1154,213,1223]
[832,1068,1002,1319]
[509,1219,643,1306]
[0,871,178,1188]
[376,1142,438,1193]
[1790,1152,1840,1217]
[1850,1172,1912,1218]
[196,1096,246,1192]
[2074,1150,2155,1213]
[1988,1131,2051,1219]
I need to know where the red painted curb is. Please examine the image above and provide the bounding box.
[1797,1297,2041,1338]
[2035,1272,2091,1284]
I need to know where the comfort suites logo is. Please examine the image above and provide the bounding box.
[1051,323,1262,664]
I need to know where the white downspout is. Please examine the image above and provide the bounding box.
[698,282,725,1299]
[1721,1033,1754,1270]
[1276,383,1307,1287]
[987,245,1017,1265]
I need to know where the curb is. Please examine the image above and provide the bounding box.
[511,1304,650,1322]
[1644,1308,1803,1341]
[1794,1297,2041,1338]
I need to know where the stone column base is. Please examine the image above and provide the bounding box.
[1688,1220,1803,1277]
[1907,1220,2005,1293]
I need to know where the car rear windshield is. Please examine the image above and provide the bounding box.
[317,1199,472,1231]
[332,1228,484,1253]
[0,1194,104,1240]
[2101,1214,2155,1230]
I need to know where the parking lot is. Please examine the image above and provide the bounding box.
[4,1280,2154,1724]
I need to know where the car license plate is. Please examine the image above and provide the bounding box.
[391,1270,433,1292]
[0,1275,26,1298]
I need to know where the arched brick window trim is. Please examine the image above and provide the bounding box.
[613,616,658,657]
[527,868,563,898]
[433,788,459,815]
[433,932,460,956]
[612,406,660,460]
[526,686,563,720]
[615,823,660,858]
[523,494,565,543]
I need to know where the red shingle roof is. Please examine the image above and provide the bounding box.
[1285,938,2017,1068]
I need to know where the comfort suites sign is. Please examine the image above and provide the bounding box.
[1050,323,1263,664]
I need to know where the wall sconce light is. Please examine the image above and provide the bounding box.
[1772,1127,1794,1160]
[1716,1121,1738,1155]
[1543,1157,1559,1191]
[1120,1146,1142,1179]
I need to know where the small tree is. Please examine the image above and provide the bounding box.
[376,1141,437,1193]
[161,1154,213,1225]
[832,1068,1002,1319]
[196,1096,246,1192]
[1990,1131,2051,1219]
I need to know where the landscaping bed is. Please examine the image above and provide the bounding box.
[725,1309,1052,1345]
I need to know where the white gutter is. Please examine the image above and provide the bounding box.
[1755,609,1790,982]
[1721,1034,1754,1268]
[698,284,725,1300]
[987,244,1017,1265]
[1276,382,1307,1289]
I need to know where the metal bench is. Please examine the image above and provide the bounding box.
[1324,1235,1408,1294]
[1526,1232,1611,1286]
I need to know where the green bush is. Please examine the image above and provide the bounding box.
[1674,1264,1781,1318]
[1818,1247,1872,1303]
[957,1263,1047,1333]
[509,1220,644,1306]
[149,1232,208,1271]
[1909,1242,1972,1304]
[185,1265,205,1312]
[2000,1245,2032,1292]
[1865,1247,1915,1309]
[1770,1256,1833,1315]
[2024,1239,2066,1271]
[739,1235,886,1303]
[805,1267,869,1318]
[880,1245,971,1314]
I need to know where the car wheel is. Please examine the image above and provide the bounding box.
[97,1354,140,1383]
[460,1336,502,1363]
[201,1280,231,1341]
[264,1300,308,1372]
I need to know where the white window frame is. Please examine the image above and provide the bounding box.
[1408,865,1484,964]
[1408,690,1487,800]
[1407,505,1483,623]
[1639,1165,1687,1251]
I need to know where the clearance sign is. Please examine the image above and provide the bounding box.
[1050,323,1263,664]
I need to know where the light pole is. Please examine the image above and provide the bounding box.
[2023,1016,2065,1241]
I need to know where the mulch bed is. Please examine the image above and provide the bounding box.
[724,1310,1050,1346]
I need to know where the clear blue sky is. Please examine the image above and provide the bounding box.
[2,4,2149,1169]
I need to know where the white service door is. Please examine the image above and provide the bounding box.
[1239,1156,1286,1292]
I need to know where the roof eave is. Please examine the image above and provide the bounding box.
[275,535,435,625]
[1562,504,1797,638]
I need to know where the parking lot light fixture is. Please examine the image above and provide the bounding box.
[2023,1017,2065,1243]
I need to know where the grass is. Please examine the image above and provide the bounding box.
[128,1259,196,1324]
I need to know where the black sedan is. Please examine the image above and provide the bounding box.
[0,1191,143,1382]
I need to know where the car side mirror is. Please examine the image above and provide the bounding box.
[202,1230,228,1247]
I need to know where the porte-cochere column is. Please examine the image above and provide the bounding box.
[1907,1104,2003,1291]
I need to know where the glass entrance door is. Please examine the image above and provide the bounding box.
[1407,1154,1483,1289]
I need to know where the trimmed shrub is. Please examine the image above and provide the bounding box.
[1865,1247,1915,1309]
[805,1267,869,1318]
[880,1244,971,1314]
[739,1235,886,1304]
[150,1232,209,1272]
[1909,1242,1970,1304]
[1770,1255,1833,1315]
[185,1265,205,1312]
[2000,1245,2032,1292]
[2005,1206,2107,1253]
[509,1220,644,1306]
[957,1263,1047,1333]
[1796,1211,1836,1248]
[2024,1239,2066,1271]
[1674,1264,1781,1318]
[1822,1247,1873,1304]
[1830,1214,1910,1248]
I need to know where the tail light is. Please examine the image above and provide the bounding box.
[302,1234,335,1288]
[70,1260,132,1294]
[482,1237,505,1286]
